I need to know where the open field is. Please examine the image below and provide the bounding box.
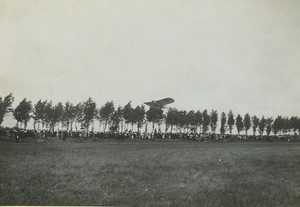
[0,137,300,206]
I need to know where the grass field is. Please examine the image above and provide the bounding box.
[0,137,300,207]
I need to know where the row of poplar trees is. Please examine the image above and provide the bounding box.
[1,93,300,136]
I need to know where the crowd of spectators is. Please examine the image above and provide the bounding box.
[1,127,299,143]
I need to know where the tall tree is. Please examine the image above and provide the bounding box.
[220,112,227,135]
[258,116,266,135]
[33,100,46,130]
[110,106,123,132]
[243,113,251,136]
[194,110,202,134]
[235,114,244,135]
[227,110,235,135]
[122,101,133,131]
[13,98,32,129]
[177,110,187,133]
[289,116,299,135]
[55,102,64,130]
[75,103,83,131]
[99,101,115,132]
[282,117,291,135]
[210,109,218,134]
[48,102,64,131]
[134,105,146,132]
[187,110,196,133]
[252,115,260,135]
[146,106,164,132]
[266,117,273,137]
[62,101,74,130]
[272,116,284,136]
[44,101,53,130]
[82,98,97,133]
[202,110,210,134]
[13,106,23,128]
[0,93,14,126]
[296,117,300,135]
[128,106,138,131]
[166,107,178,133]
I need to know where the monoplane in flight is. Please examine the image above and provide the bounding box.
[144,97,175,108]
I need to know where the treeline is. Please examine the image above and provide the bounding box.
[1,93,300,136]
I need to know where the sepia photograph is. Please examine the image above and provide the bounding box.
[0,0,300,206]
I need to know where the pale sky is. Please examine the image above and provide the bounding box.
[1,0,300,127]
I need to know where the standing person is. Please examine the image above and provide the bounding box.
[13,129,19,143]
[58,130,62,140]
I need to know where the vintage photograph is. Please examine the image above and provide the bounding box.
[0,0,300,206]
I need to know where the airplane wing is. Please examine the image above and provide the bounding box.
[156,98,175,107]
[144,101,155,107]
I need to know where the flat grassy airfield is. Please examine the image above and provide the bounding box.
[0,137,300,207]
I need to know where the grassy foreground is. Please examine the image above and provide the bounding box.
[0,137,300,207]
